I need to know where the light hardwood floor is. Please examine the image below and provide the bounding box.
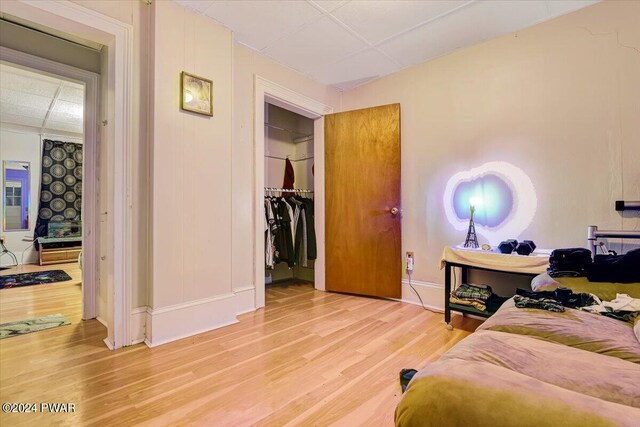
[1,280,479,426]
[0,262,82,324]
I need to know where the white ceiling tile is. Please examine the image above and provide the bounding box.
[0,72,60,99]
[378,0,549,68]
[51,100,83,119]
[57,85,85,104]
[263,15,368,75]
[0,112,46,129]
[313,48,400,89]
[173,0,216,14]
[0,88,54,111]
[310,0,350,13]
[546,0,600,17]
[0,102,48,120]
[331,0,468,45]
[202,1,323,50]
[0,63,85,134]
[172,0,600,90]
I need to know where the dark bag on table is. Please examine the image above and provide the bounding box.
[547,248,593,277]
[587,248,640,283]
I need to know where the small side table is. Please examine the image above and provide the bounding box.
[441,246,549,330]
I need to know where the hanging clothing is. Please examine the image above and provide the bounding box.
[264,193,316,270]
[301,197,316,260]
[277,199,295,268]
[282,158,295,198]
[265,199,277,269]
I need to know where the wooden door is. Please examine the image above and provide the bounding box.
[325,103,401,298]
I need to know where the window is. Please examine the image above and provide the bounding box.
[5,182,22,207]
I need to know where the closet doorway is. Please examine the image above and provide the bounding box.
[264,104,315,296]
[254,76,333,309]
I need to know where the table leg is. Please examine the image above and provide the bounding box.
[445,262,452,330]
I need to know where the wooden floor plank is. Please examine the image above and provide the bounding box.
[1,279,479,426]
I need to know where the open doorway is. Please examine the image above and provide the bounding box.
[0,34,99,331]
[263,103,315,301]
[253,76,333,309]
[0,0,134,349]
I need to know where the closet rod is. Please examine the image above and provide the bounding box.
[265,187,314,193]
[265,154,314,162]
[264,123,312,138]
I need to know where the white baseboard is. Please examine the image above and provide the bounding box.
[233,285,257,315]
[130,307,147,345]
[400,278,444,312]
[95,316,108,328]
[144,286,257,348]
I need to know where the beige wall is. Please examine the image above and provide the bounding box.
[341,0,640,299]
[151,0,233,308]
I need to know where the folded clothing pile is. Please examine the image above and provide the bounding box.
[450,284,507,313]
[514,287,597,313]
[547,248,592,278]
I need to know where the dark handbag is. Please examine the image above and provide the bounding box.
[587,248,640,283]
[547,248,592,277]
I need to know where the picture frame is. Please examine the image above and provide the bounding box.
[180,71,213,116]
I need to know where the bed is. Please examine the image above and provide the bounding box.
[396,227,640,426]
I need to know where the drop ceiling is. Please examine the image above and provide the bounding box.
[0,62,84,137]
[175,0,599,91]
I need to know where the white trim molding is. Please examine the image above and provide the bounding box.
[144,294,239,348]
[0,0,135,349]
[233,286,257,316]
[0,46,99,321]
[400,278,445,312]
[130,307,147,345]
[253,76,333,309]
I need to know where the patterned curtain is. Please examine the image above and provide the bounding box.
[34,139,83,239]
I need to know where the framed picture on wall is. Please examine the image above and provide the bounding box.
[180,71,213,116]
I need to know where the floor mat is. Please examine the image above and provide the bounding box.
[0,314,71,339]
[0,270,72,289]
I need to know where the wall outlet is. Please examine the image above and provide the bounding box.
[406,251,414,272]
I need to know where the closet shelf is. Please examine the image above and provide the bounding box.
[265,154,313,162]
[264,123,313,140]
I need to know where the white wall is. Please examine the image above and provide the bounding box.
[341,0,640,308]
[0,129,41,265]
[146,0,235,345]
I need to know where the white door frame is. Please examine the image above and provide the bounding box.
[0,0,134,349]
[253,76,333,308]
[0,46,98,320]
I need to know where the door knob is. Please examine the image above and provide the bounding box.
[390,207,399,215]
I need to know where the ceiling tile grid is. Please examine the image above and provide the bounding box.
[176,0,600,90]
[0,63,84,136]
